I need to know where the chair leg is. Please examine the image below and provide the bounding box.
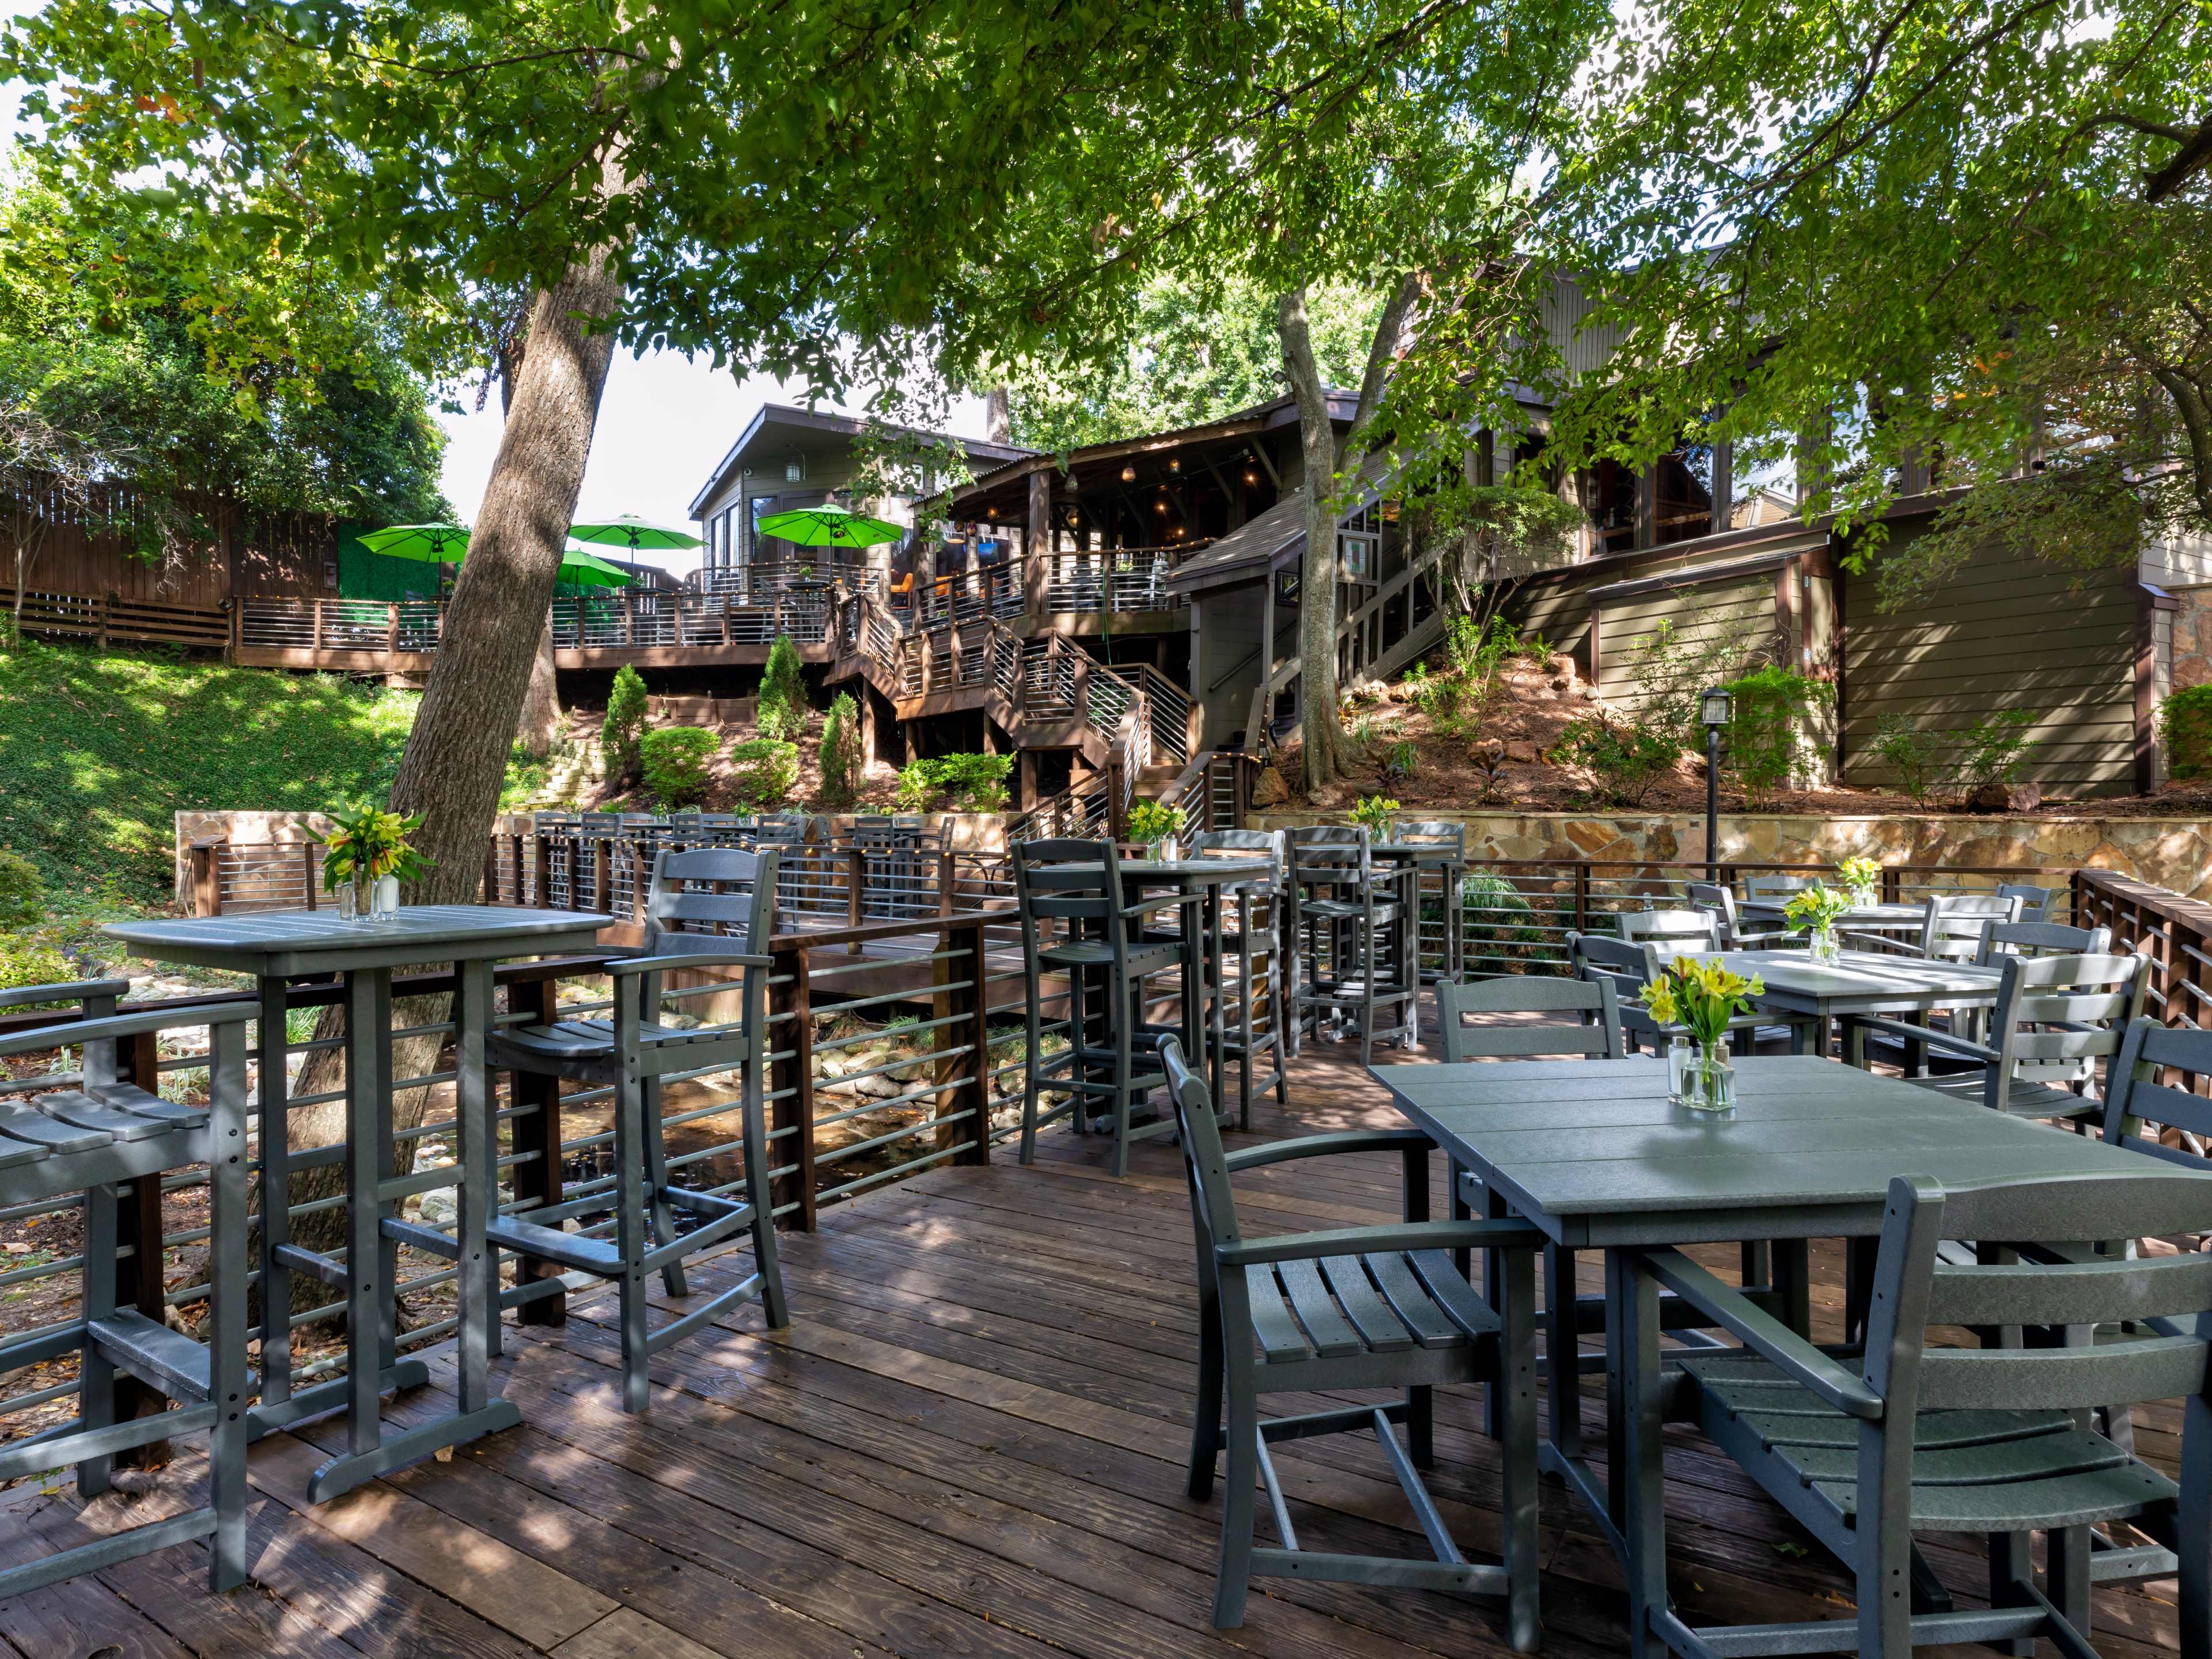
[2178,1394,2210,1659]
[1019,965,1044,1165]
[639,1075,687,1298]
[1189,1290,1223,1501]
[1213,1383,1259,1628]
[77,1183,119,1500]
[1407,1384,1434,1468]
[1498,1244,1541,1653]
[613,1069,653,1414]
[206,1070,250,1593]
[742,1046,790,1331]
[1110,978,1134,1181]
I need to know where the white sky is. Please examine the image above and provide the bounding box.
[436,354,994,578]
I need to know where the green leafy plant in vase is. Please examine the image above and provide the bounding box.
[1783,881,1852,963]
[1836,855,1883,910]
[1126,800,1184,858]
[312,802,432,922]
[1641,956,1766,1109]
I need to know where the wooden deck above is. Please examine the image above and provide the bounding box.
[0,1041,2190,1659]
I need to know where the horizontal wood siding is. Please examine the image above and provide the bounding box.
[1502,567,1596,675]
[1594,573,1780,706]
[6,479,335,607]
[1842,525,2137,798]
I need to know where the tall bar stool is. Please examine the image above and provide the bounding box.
[0,993,252,1595]
[1185,830,1290,1118]
[1288,825,1417,1057]
[1389,820,1468,983]
[486,847,789,1412]
[1013,839,1204,1176]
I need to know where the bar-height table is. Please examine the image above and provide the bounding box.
[1092,858,1272,1124]
[1379,1055,2178,1565]
[1696,949,2003,1067]
[104,906,611,1501]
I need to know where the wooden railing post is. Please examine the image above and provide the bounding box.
[936,851,957,917]
[511,975,567,1325]
[482,838,501,902]
[386,603,399,656]
[1105,760,1128,842]
[846,846,867,948]
[1573,862,1590,935]
[301,840,317,910]
[935,916,992,1165]
[532,834,553,910]
[190,836,225,917]
[767,942,817,1229]
[593,840,614,917]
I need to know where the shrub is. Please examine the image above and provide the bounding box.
[1384,739,1419,782]
[0,933,73,1007]
[818,692,863,806]
[1722,666,1834,806]
[641,727,719,808]
[0,849,42,929]
[893,752,1013,812]
[756,635,808,740]
[601,665,648,785]
[1957,707,2040,791]
[1871,713,1944,805]
[1550,714,1681,806]
[728,738,800,809]
[2164,684,2212,781]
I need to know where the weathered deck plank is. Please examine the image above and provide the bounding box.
[0,1040,2189,1659]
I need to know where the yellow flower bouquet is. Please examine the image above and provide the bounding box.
[1836,855,1883,908]
[1642,956,1764,1108]
[311,801,432,921]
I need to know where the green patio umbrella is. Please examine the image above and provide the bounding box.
[556,541,637,586]
[358,522,471,560]
[567,513,701,552]
[752,502,904,550]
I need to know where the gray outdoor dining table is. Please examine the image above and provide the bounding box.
[104,904,611,1501]
[1697,948,2003,1067]
[1378,1054,2178,1565]
[1740,897,1927,935]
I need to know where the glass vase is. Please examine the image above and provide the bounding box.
[1847,884,1879,911]
[335,881,359,923]
[1807,924,1840,964]
[1686,1043,1736,1112]
[1665,1035,1693,1105]
[350,872,374,924]
[371,875,400,921]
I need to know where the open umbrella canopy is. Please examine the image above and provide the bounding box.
[358,522,471,561]
[753,503,904,549]
[567,513,700,551]
[557,541,635,587]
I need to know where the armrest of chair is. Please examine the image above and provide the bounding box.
[1850,1015,1996,1064]
[605,951,775,978]
[1118,892,1206,920]
[1218,1217,1544,1267]
[1631,1247,1883,1419]
[1222,1128,1434,1171]
[0,1001,256,1060]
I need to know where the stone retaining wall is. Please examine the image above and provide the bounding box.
[1251,809,2212,900]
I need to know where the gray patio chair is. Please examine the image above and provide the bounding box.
[1185,828,1291,1116]
[1615,907,1720,955]
[1289,825,1418,1057]
[1742,873,1812,903]
[1433,974,1623,1063]
[1853,952,2149,1120]
[1159,1035,1543,1643]
[1619,1169,2212,1659]
[1888,891,2025,962]
[1685,881,1793,950]
[1570,930,1787,1055]
[0,990,253,1596]
[1998,882,2059,924]
[487,846,789,1413]
[1391,819,1469,982]
[1974,918,2111,962]
[1013,838,1199,1176]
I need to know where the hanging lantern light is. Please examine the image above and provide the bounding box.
[1120,463,1137,483]
[1168,456,1181,474]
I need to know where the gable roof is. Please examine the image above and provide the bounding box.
[688,403,1032,518]
[1165,450,1399,596]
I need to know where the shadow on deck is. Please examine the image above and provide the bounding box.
[0,1043,2188,1659]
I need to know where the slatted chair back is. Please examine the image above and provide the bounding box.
[579,810,622,839]
[1162,1033,1243,1264]
[1863,1171,2212,1419]
[2104,1017,2212,1172]
[1186,828,1286,886]
[1014,838,1134,950]
[1434,975,1624,1062]
[1684,881,1745,944]
[1743,874,1812,902]
[1976,919,2112,963]
[1616,908,1720,954]
[1286,823,1373,889]
[1391,820,1465,854]
[642,847,779,959]
[1916,891,2023,961]
[754,814,809,844]
[1998,882,2059,924]
[1571,929,1655,995]
[1975,952,2149,1112]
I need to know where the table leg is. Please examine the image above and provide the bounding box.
[454,959,493,1412]
[254,979,293,1415]
[1206,887,1234,1127]
[1604,1251,1630,1535]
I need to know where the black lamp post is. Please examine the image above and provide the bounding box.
[1700,686,1733,881]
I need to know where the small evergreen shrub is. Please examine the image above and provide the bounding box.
[0,849,42,929]
[893,752,1013,812]
[1722,666,1833,806]
[1550,714,1681,806]
[1956,707,2040,792]
[2164,684,2212,780]
[818,692,863,806]
[728,738,800,809]
[1870,713,1944,805]
[640,728,719,808]
[757,635,808,740]
[0,933,73,1007]
[601,665,649,785]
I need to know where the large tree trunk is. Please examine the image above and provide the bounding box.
[270,241,626,1310]
[517,618,561,757]
[1278,289,1349,797]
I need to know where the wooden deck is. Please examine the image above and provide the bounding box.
[0,1041,2191,1659]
